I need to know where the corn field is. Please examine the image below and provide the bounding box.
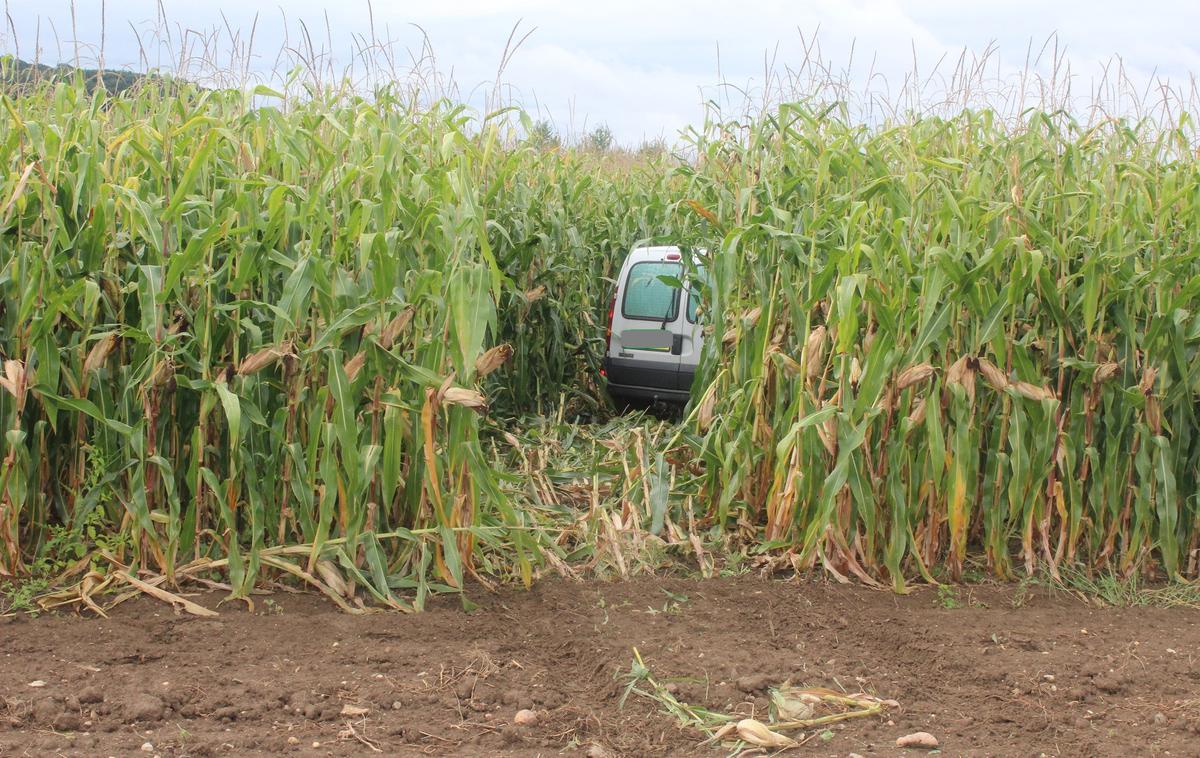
[1,71,1198,611]
[684,106,1200,589]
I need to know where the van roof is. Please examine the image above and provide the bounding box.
[628,245,706,261]
[632,245,683,254]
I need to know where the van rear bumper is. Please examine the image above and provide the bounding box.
[603,357,695,403]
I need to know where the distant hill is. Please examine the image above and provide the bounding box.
[1,56,148,95]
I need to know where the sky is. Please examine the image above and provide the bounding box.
[2,1,1199,145]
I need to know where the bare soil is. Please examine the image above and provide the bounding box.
[1,576,1198,757]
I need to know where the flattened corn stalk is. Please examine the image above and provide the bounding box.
[622,647,894,750]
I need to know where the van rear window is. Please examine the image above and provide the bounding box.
[622,262,681,321]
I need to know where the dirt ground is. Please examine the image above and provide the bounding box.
[1,576,1198,757]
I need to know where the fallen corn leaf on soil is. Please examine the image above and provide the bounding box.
[2,577,1198,757]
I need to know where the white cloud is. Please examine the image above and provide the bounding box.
[2,0,1198,142]
[498,42,702,141]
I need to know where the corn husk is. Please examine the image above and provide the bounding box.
[1146,396,1162,434]
[1012,381,1055,402]
[863,325,878,353]
[895,362,935,391]
[768,344,802,377]
[906,396,928,426]
[315,560,350,598]
[442,386,488,412]
[475,344,513,377]
[149,358,176,388]
[698,388,717,432]
[896,731,939,749]
[1139,366,1157,394]
[704,722,737,744]
[0,359,30,411]
[816,406,838,456]
[771,688,817,721]
[945,355,977,404]
[238,141,256,172]
[804,325,828,381]
[84,333,118,373]
[977,357,1009,392]
[1093,362,1120,384]
[735,719,796,748]
[343,351,367,381]
[379,307,414,349]
[237,345,285,376]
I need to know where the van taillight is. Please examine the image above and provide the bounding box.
[605,295,616,353]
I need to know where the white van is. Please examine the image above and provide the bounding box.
[602,245,706,403]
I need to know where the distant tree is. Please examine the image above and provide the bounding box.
[527,119,560,149]
[636,138,669,159]
[585,124,614,152]
[0,56,148,96]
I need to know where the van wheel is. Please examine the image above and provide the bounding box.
[607,394,643,415]
[647,400,684,421]
[608,394,682,421]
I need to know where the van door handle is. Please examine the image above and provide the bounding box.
[671,334,683,355]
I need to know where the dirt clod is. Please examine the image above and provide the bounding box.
[212,706,240,721]
[77,687,104,704]
[32,698,59,724]
[500,724,522,744]
[735,674,773,693]
[1093,673,1128,694]
[500,689,526,706]
[125,694,166,723]
[319,704,340,721]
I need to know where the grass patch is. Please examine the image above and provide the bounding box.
[1056,571,1200,609]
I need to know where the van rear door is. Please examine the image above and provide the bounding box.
[608,258,683,392]
[676,266,706,392]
